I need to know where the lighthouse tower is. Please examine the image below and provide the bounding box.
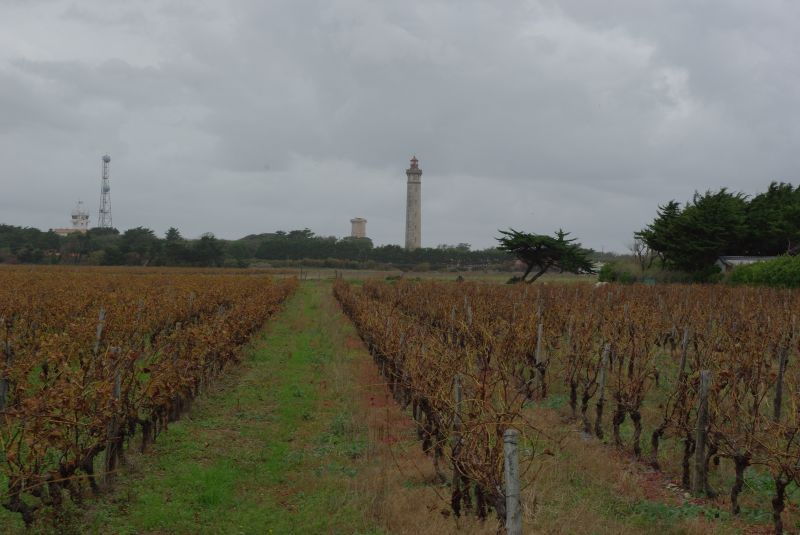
[405,156,422,250]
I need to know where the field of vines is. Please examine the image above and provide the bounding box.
[334,278,800,534]
[0,266,296,525]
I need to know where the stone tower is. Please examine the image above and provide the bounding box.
[405,156,422,250]
[350,217,367,238]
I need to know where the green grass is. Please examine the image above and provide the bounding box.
[530,342,799,534]
[46,282,384,535]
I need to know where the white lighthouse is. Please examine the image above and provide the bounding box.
[405,156,422,250]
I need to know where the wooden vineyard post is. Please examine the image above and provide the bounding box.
[774,346,789,421]
[534,322,545,398]
[451,374,466,515]
[0,372,6,413]
[172,323,182,419]
[678,327,690,381]
[452,374,462,451]
[594,344,610,439]
[93,308,106,358]
[692,370,711,495]
[535,321,543,365]
[0,339,11,412]
[104,370,122,487]
[503,429,522,535]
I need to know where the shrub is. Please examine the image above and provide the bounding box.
[691,265,723,283]
[598,262,637,284]
[618,271,637,284]
[598,263,617,282]
[729,255,800,288]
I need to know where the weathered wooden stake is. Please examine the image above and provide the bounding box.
[774,346,789,421]
[533,322,544,396]
[93,308,106,357]
[104,370,121,486]
[452,374,462,446]
[678,327,690,380]
[1,316,10,411]
[503,429,522,535]
[451,374,466,514]
[0,379,7,413]
[692,370,711,495]
[0,340,11,412]
[595,344,610,439]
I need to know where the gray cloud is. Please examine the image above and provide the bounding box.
[1,0,798,250]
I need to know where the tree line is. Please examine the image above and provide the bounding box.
[0,225,512,270]
[636,182,800,280]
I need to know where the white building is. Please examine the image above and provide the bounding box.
[54,201,90,236]
[715,255,777,273]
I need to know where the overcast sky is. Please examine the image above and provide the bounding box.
[1,1,798,251]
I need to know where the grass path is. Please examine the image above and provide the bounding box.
[81,282,379,534]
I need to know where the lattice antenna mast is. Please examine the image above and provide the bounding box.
[98,154,112,228]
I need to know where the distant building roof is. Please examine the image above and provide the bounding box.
[716,256,778,271]
[717,256,778,265]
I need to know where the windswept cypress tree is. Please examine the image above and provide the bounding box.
[497,228,596,283]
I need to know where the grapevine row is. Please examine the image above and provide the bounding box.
[337,278,800,533]
[0,267,297,524]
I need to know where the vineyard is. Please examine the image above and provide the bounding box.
[3,266,800,534]
[334,278,800,534]
[0,266,296,526]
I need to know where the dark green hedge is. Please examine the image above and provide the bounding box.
[729,256,800,288]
